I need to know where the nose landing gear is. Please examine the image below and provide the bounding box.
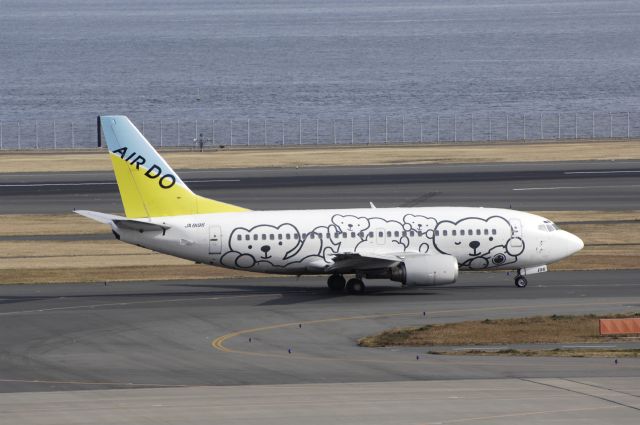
[514,274,528,288]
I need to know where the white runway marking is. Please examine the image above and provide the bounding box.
[561,345,617,349]
[513,184,640,191]
[0,179,239,187]
[564,170,640,175]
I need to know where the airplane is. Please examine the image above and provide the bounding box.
[76,115,584,293]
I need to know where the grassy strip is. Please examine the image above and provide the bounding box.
[1,140,639,173]
[2,211,638,237]
[0,214,639,283]
[359,314,640,348]
[0,265,267,284]
[0,213,111,236]
[428,348,640,358]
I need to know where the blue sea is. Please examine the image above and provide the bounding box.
[1,0,640,124]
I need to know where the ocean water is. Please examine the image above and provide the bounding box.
[1,0,640,124]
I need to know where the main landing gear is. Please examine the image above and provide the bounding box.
[346,278,365,294]
[514,274,528,288]
[326,274,366,294]
[327,274,346,292]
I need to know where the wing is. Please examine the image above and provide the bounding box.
[327,252,402,273]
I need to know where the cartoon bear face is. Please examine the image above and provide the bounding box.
[355,218,407,252]
[403,214,437,238]
[228,223,301,264]
[331,215,370,234]
[433,216,513,261]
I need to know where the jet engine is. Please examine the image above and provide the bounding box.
[390,254,459,286]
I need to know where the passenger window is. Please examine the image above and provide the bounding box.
[491,229,497,235]
[278,234,283,240]
[394,231,400,237]
[326,233,331,239]
[334,232,340,238]
[368,231,374,237]
[378,231,384,237]
[358,231,364,238]
[262,234,267,240]
[351,232,356,238]
[484,229,489,235]
[402,231,407,237]
[293,234,299,240]
[460,230,465,236]
[476,229,481,235]
[343,232,348,239]
[302,233,307,239]
[237,235,242,241]
[253,234,258,241]
[309,233,315,239]
[387,231,392,237]
[443,230,448,236]
[286,233,291,240]
[269,234,274,240]
[452,230,457,236]
[435,230,440,236]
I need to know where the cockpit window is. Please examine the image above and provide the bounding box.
[539,221,560,232]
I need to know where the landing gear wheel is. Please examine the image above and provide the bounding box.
[346,278,366,294]
[327,274,346,292]
[514,275,528,288]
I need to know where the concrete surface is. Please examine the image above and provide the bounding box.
[1,160,639,213]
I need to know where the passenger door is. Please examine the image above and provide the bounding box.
[209,225,222,254]
[509,218,524,249]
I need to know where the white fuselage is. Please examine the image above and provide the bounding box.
[113,206,582,276]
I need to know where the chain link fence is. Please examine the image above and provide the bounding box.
[1,112,639,150]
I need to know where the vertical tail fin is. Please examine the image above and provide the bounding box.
[101,115,247,218]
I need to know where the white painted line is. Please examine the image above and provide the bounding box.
[0,179,239,187]
[184,179,240,183]
[561,345,617,349]
[0,182,115,187]
[453,347,506,351]
[564,170,640,175]
[513,184,640,191]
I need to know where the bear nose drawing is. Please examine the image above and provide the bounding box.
[261,245,271,253]
[469,241,480,250]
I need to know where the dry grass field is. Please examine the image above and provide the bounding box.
[1,139,639,173]
[0,210,637,284]
[358,314,640,348]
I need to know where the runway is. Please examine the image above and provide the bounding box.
[1,159,640,213]
[1,159,639,423]
[0,270,638,393]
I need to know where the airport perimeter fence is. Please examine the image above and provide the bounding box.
[1,111,639,150]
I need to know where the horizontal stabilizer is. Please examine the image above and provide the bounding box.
[74,209,169,232]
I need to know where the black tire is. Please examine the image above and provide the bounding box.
[346,278,365,294]
[327,274,346,291]
[515,275,528,288]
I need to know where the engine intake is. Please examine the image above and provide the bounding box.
[391,254,459,286]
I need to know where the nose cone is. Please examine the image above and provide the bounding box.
[566,232,584,255]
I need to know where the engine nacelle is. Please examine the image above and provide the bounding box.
[390,254,459,286]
